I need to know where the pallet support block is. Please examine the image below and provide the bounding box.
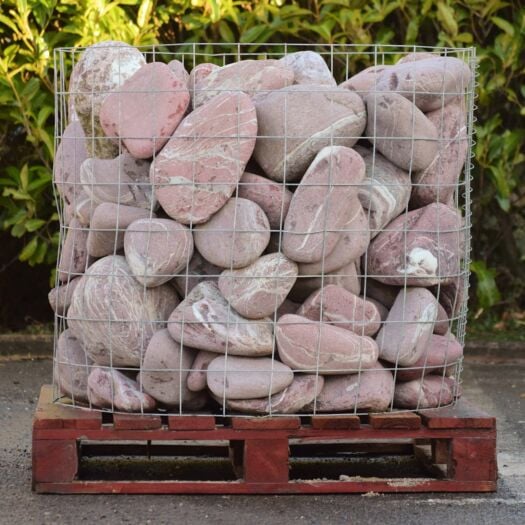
[32,386,498,494]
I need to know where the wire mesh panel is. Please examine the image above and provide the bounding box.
[50,43,477,416]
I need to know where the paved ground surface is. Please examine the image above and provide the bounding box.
[0,355,524,525]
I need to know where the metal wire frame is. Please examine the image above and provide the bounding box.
[51,43,477,417]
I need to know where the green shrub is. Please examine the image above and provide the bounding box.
[0,0,523,320]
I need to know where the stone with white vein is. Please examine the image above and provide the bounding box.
[254,85,366,182]
[168,281,273,356]
[194,198,270,269]
[376,287,438,366]
[394,375,457,409]
[151,92,257,225]
[124,218,193,287]
[68,255,178,367]
[207,355,294,400]
[276,314,378,374]
[58,219,89,282]
[218,253,298,319]
[70,41,145,158]
[280,51,335,86]
[282,146,365,263]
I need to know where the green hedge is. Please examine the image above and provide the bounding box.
[0,0,523,323]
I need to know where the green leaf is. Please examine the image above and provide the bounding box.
[137,0,153,28]
[470,261,501,309]
[437,1,458,36]
[19,236,38,262]
[491,16,515,36]
[25,218,46,232]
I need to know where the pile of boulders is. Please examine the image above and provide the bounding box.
[50,42,471,414]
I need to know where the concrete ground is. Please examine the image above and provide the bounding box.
[0,355,523,525]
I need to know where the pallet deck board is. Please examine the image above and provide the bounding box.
[32,385,498,494]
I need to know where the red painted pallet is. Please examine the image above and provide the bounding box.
[32,385,497,494]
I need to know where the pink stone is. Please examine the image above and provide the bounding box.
[100,62,190,159]
[187,350,217,392]
[124,218,193,287]
[224,375,324,415]
[397,52,439,64]
[218,253,297,319]
[276,314,378,374]
[411,99,468,207]
[367,203,462,286]
[87,203,155,258]
[363,279,399,309]
[297,204,369,274]
[396,333,464,382]
[276,298,301,318]
[365,92,439,171]
[434,302,450,335]
[193,198,270,269]
[291,259,361,302]
[310,366,395,412]
[68,255,179,367]
[376,57,472,112]
[339,65,392,96]
[354,145,411,237]
[376,288,438,366]
[188,63,219,92]
[48,278,80,315]
[138,329,196,406]
[58,219,89,282]
[55,329,91,403]
[206,355,294,400]
[282,146,366,263]
[171,250,221,297]
[70,189,94,226]
[394,376,457,409]
[70,41,146,158]
[151,92,257,224]
[167,59,190,85]
[168,281,273,356]
[80,153,154,210]
[54,121,88,214]
[238,172,292,229]
[279,51,335,86]
[254,85,366,182]
[297,285,382,337]
[191,59,294,108]
[87,367,156,412]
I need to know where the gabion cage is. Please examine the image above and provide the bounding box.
[51,43,477,416]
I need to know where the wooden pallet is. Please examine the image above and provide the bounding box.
[32,385,497,494]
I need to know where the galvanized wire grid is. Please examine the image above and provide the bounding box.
[51,43,477,416]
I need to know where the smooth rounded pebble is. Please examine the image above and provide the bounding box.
[365,92,439,171]
[375,57,472,112]
[194,198,270,269]
[223,375,324,415]
[297,285,382,337]
[48,278,80,315]
[124,218,193,287]
[206,355,294,400]
[339,65,391,96]
[394,376,457,409]
[139,329,197,406]
[276,314,379,374]
[87,367,156,412]
[70,41,145,158]
[238,172,292,229]
[309,366,395,412]
[192,59,294,108]
[55,329,91,403]
[168,281,274,356]
[367,203,462,286]
[395,333,463,382]
[151,92,257,225]
[87,203,155,258]
[167,59,190,84]
[376,287,438,366]
[279,51,335,86]
[282,146,365,263]
[354,145,411,237]
[68,255,179,367]
[218,253,297,319]
[254,84,367,181]
[80,153,154,210]
[100,62,190,159]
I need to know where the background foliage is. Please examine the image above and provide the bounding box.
[0,0,523,330]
